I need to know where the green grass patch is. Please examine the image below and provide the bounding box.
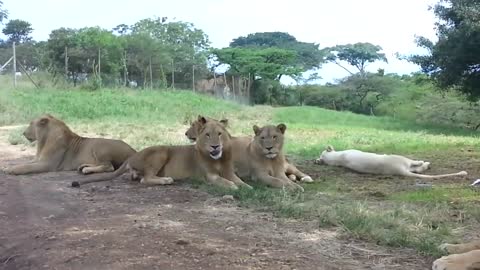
[391,187,480,203]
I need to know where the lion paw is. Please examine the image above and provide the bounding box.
[301,176,314,183]
[288,174,297,181]
[3,167,15,175]
[77,165,90,174]
[432,254,470,270]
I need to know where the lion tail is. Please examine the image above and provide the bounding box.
[71,160,129,188]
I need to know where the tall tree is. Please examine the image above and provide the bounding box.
[230,32,324,71]
[409,0,480,100]
[325,43,387,76]
[2,19,33,43]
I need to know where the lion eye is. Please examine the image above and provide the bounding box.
[273,136,277,140]
[261,136,265,140]
[218,132,222,136]
[206,133,210,137]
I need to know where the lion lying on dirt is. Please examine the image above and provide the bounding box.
[71,116,252,190]
[185,117,313,183]
[3,114,136,175]
[231,123,304,192]
[315,146,468,179]
[432,240,480,270]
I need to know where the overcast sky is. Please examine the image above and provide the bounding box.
[4,0,439,83]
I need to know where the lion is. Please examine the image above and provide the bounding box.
[230,124,305,192]
[432,240,480,270]
[315,145,468,179]
[185,117,313,183]
[70,116,252,190]
[3,114,136,175]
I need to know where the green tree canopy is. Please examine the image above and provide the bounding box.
[2,19,33,44]
[230,32,324,71]
[212,47,302,80]
[409,0,480,100]
[325,42,387,76]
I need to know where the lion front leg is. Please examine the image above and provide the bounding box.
[78,163,115,175]
[432,250,480,270]
[3,162,52,175]
[255,171,304,192]
[285,163,313,183]
[224,169,253,189]
[205,173,238,190]
[440,240,480,254]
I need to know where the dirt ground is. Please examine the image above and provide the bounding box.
[0,127,431,270]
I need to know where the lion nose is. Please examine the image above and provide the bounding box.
[185,132,188,136]
[211,145,220,150]
[266,147,273,151]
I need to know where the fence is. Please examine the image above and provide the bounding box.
[0,43,253,105]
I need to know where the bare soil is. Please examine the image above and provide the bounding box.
[0,127,430,270]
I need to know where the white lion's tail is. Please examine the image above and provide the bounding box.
[404,171,468,179]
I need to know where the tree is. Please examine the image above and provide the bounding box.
[2,19,33,43]
[0,1,8,24]
[325,43,387,76]
[212,47,302,104]
[409,0,480,100]
[230,32,324,72]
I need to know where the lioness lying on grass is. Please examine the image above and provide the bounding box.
[71,116,252,190]
[315,145,468,179]
[3,114,136,175]
[432,240,480,270]
[185,117,313,183]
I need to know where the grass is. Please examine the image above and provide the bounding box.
[1,87,479,257]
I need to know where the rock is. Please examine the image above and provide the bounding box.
[221,195,235,202]
[175,239,189,245]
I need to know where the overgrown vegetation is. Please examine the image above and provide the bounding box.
[1,88,479,258]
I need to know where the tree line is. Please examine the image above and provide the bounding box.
[0,0,479,111]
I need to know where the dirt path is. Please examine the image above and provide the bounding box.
[0,127,429,270]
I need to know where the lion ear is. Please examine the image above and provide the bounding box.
[277,124,287,134]
[219,119,228,127]
[253,125,262,136]
[39,117,49,126]
[198,115,207,125]
[326,145,334,152]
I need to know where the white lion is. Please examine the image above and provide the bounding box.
[315,146,467,179]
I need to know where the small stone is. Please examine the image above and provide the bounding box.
[175,239,189,245]
[221,195,235,202]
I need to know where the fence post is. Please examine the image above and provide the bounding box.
[192,65,195,92]
[64,46,68,79]
[13,42,17,88]
[171,59,175,89]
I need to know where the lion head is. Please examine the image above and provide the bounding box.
[23,114,71,143]
[185,116,228,143]
[252,124,286,159]
[315,145,335,164]
[195,115,231,160]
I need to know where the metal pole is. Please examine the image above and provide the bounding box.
[13,42,17,88]
[192,65,195,92]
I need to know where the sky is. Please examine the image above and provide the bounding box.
[4,0,439,84]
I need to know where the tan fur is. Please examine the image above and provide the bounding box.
[71,116,252,190]
[185,118,313,183]
[432,240,480,270]
[3,114,136,175]
[233,124,304,192]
